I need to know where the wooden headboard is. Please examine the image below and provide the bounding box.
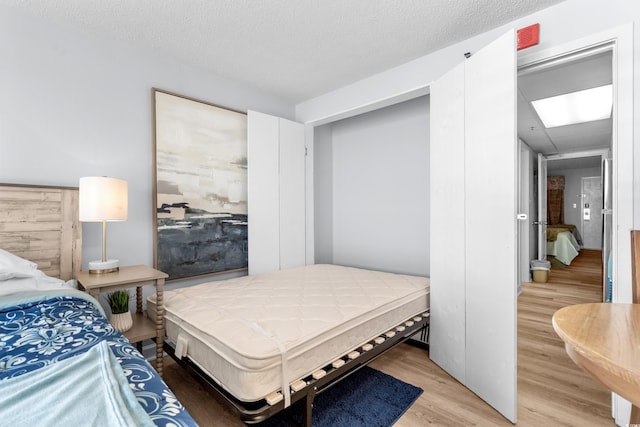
[0,184,82,280]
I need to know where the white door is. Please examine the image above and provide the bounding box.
[537,154,547,260]
[430,60,466,384]
[431,30,517,422]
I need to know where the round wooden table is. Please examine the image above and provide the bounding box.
[552,303,640,422]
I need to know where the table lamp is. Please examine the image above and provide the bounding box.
[79,176,128,274]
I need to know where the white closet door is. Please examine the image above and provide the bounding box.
[464,31,517,423]
[279,118,306,270]
[247,111,306,275]
[248,111,280,275]
[430,30,517,423]
[430,61,466,383]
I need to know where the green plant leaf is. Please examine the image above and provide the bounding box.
[107,290,130,314]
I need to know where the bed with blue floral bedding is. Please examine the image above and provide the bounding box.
[0,289,197,426]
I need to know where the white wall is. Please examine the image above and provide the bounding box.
[554,166,602,238]
[0,6,294,286]
[315,96,430,276]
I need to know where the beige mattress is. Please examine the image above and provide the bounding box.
[147,264,430,402]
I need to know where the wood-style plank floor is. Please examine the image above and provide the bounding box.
[162,250,613,426]
[516,249,611,426]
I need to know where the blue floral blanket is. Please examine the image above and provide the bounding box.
[0,289,197,426]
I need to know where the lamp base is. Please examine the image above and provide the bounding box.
[88,259,120,274]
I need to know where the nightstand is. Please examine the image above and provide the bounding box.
[76,265,168,376]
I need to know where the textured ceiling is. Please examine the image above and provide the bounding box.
[4,0,564,102]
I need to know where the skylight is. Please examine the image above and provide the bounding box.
[531,84,613,128]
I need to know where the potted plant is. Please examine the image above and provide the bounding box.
[107,290,133,333]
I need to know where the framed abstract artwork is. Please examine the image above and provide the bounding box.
[152,89,248,280]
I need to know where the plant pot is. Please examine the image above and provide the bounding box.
[110,311,133,333]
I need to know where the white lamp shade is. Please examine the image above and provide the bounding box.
[79,177,128,222]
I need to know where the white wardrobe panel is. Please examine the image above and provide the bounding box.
[247,110,280,275]
[464,30,517,422]
[279,118,306,270]
[247,111,307,275]
[429,61,466,383]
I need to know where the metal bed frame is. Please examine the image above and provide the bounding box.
[164,311,429,427]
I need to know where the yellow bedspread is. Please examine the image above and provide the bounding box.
[547,224,576,241]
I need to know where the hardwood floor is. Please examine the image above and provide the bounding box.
[162,250,614,426]
[516,249,611,426]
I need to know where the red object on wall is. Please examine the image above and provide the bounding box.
[517,23,540,51]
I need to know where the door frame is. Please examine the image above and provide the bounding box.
[540,149,609,253]
[518,24,633,424]
[518,25,633,301]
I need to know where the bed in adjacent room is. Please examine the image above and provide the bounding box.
[148,263,430,426]
[547,224,582,265]
[0,184,196,426]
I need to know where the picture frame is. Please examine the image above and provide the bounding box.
[152,89,248,280]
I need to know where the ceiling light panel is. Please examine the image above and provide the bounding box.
[531,84,612,128]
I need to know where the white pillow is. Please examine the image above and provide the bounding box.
[0,248,38,280]
[0,249,77,296]
[0,274,77,297]
[0,248,38,270]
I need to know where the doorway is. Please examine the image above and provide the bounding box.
[517,47,612,289]
[517,25,633,425]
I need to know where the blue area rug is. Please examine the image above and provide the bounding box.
[256,366,423,427]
